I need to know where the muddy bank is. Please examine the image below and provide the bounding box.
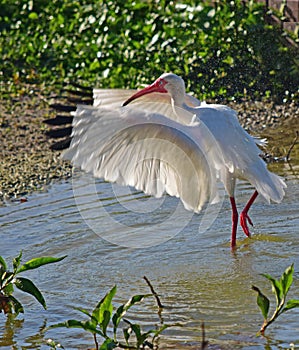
[0,86,72,203]
[0,84,298,204]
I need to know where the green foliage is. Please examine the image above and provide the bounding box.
[252,264,299,335]
[51,285,170,350]
[0,0,298,100]
[0,251,66,315]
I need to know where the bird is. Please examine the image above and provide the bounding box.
[57,73,286,248]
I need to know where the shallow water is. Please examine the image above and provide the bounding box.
[0,153,298,349]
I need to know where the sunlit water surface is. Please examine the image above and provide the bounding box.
[0,158,298,350]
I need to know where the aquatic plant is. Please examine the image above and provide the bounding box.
[50,284,170,350]
[1,0,298,101]
[0,251,66,315]
[252,264,299,335]
[45,338,65,349]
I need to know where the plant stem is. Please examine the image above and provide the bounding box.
[201,322,208,349]
[260,299,285,334]
[93,333,98,350]
[143,276,163,309]
[286,131,298,161]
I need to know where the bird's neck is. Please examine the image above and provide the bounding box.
[171,97,197,124]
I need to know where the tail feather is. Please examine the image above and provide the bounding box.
[248,169,286,203]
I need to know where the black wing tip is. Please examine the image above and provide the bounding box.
[49,104,77,112]
[45,83,93,151]
[44,115,74,126]
[45,126,73,138]
[50,137,72,150]
[64,81,93,92]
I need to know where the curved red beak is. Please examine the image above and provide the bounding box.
[122,78,167,106]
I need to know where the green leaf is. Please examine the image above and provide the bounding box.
[28,12,38,20]
[123,327,131,344]
[13,251,22,272]
[112,294,150,332]
[14,277,46,309]
[112,304,124,331]
[280,264,294,296]
[74,306,92,318]
[99,338,117,350]
[123,318,155,346]
[9,295,24,315]
[252,285,270,320]
[223,55,234,65]
[92,285,116,332]
[101,309,112,336]
[124,321,152,348]
[261,273,283,306]
[51,319,92,331]
[151,324,171,339]
[124,320,142,339]
[282,299,299,313]
[16,255,67,274]
[3,281,14,296]
[0,256,7,271]
[90,59,100,71]
[51,319,105,337]
[1,271,14,290]
[57,13,64,25]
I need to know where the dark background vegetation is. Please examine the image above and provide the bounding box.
[0,0,298,101]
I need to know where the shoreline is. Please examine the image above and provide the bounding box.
[1,85,298,204]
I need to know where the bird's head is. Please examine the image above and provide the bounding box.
[122,73,186,106]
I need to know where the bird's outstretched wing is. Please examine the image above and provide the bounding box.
[93,89,136,109]
[93,89,201,124]
[194,104,262,173]
[195,104,286,202]
[62,105,218,212]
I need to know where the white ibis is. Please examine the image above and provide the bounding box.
[62,73,286,248]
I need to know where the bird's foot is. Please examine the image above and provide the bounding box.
[240,211,253,237]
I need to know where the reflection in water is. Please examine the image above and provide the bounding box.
[0,315,23,347]
[0,138,298,349]
[0,315,47,348]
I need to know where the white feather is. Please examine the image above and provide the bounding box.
[63,74,286,220]
[63,106,219,213]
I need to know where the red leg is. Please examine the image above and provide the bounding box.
[240,190,258,237]
[230,197,238,248]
